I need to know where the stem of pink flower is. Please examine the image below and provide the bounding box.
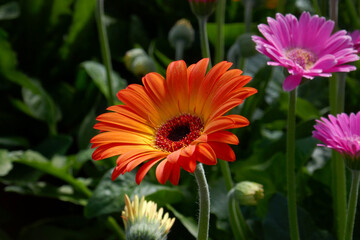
[287,89,300,240]
[194,163,210,240]
[344,170,360,240]
[329,1,348,237]
[95,0,114,106]
[197,16,212,69]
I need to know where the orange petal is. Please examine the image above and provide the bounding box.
[136,158,162,184]
[169,163,181,185]
[92,143,154,160]
[196,131,239,145]
[178,154,197,173]
[167,149,182,164]
[207,142,236,161]
[166,60,189,113]
[204,115,249,134]
[196,143,217,165]
[90,131,152,146]
[156,160,172,184]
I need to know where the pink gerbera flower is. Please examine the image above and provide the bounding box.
[350,30,360,54]
[252,12,359,91]
[313,112,360,170]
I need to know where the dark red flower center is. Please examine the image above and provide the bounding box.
[155,114,203,152]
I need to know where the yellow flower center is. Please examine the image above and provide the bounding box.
[285,48,317,70]
[155,114,203,152]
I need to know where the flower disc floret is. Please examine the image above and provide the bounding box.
[155,114,203,152]
[252,12,359,91]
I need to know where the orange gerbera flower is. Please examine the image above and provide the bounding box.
[91,58,257,185]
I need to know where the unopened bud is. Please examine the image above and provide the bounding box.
[122,195,175,240]
[168,19,195,49]
[131,55,156,77]
[233,181,264,206]
[124,48,147,70]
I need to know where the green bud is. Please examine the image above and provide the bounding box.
[124,48,147,70]
[168,19,195,49]
[131,55,156,77]
[233,181,264,206]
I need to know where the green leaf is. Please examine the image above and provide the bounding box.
[5,182,87,206]
[166,204,198,238]
[81,61,127,102]
[0,34,17,72]
[263,193,335,240]
[77,108,97,150]
[0,136,29,148]
[34,135,73,158]
[0,1,19,20]
[0,150,13,176]
[59,0,96,59]
[85,170,184,218]
[22,80,61,125]
[9,150,91,197]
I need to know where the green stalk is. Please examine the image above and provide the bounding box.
[95,0,114,106]
[175,40,185,60]
[214,0,226,63]
[194,163,210,240]
[344,170,360,240]
[287,89,300,240]
[329,64,347,240]
[329,1,347,238]
[244,0,254,33]
[228,195,246,240]
[197,16,212,68]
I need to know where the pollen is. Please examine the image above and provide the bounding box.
[155,114,203,152]
[285,48,317,70]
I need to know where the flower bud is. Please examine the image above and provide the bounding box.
[124,48,147,70]
[233,181,264,206]
[188,0,218,18]
[122,195,175,240]
[131,55,157,77]
[168,19,195,49]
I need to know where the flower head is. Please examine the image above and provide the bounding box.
[188,0,218,18]
[350,30,360,54]
[312,112,360,170]
[91,58,257,184]
[122,194,175,240]
[252,12,359,91]
[233,181,264,206]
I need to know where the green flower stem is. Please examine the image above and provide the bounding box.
[287,89,300,240]
[214,0,226,64]
[198,16,212,68]
[107,216,127,240]
[194,163,210,240]
[312,0,322,15]
[228,196,246,240]
[95,0,114,106]
[219,161,233,191]
[329,76,347,240]
[344,170,360,240]
[244,0,254,33]
[175,40,185,60]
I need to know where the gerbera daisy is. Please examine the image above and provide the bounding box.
[91,58,256,185]
[252,12,359,91]
[350,30,360,54]
[312,112,360,170]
